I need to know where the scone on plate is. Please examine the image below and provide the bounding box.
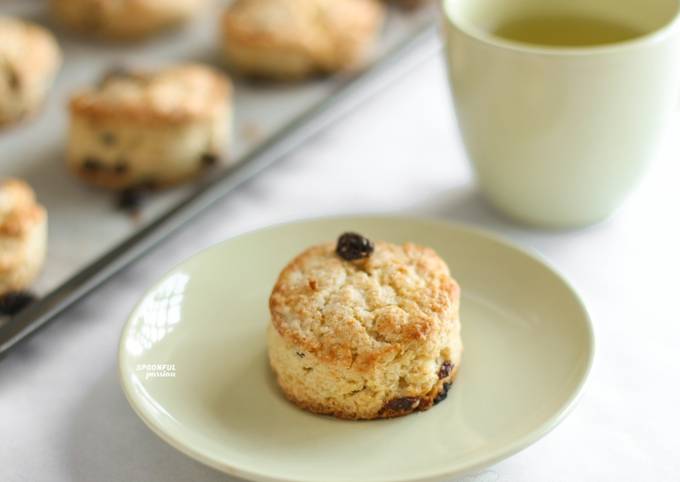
[0,17,61,127]
[67,64,232,190]
[0,179,47,296]
[268,232,463,420]
[221,0,385,80]
[49,0,210,40]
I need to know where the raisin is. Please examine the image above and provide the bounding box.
[433,383,452,405]
[200,153,218,168]
[0,291,37,316]
[336,232,374,261]
[394,0,427,10]
[100,132,116,145]
[6,67,20,91]
[82,157,102,172]
[382,397,419,413]
[142,179,158,190]
[438,361,453,379]
[98,66,131,86]
[116,186,147,212]
[113,161,128,175]
[295,352,305,358]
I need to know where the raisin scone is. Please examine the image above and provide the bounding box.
[0,180,47,296]
[67,64,232,190]
[221,0,385,80]
[49,0,210,39]
[268,232,463,420]
[0,17,61,127]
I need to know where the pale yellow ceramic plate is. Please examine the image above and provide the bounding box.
[118,216,594,482]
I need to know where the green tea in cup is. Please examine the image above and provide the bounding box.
[493,15,643,47]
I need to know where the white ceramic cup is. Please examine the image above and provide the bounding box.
[442,0,680,228]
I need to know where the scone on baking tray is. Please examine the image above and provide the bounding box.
[66,64,232,190]
[268,232,463,420]
[221,0,385,80]
[0,17,61,127]
[49,0,210,39]
[0,180,47,296]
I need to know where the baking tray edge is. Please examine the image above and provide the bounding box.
[0,23,441,357]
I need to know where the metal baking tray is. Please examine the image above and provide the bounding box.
[0,0,440,355]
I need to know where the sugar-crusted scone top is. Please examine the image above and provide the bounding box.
[0,180,46,238]
[223,0,384,69]
[49,0,209,39]
[269,242,459,371]
[70,65,231,124]
[0,17,60,84]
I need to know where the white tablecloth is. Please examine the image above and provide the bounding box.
[1,54,679,482]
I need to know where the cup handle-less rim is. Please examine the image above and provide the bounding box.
[441,0,680,56]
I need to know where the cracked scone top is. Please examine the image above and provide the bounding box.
[50,0,210,39]
[221,0,385,79]
[268,234,463,420]
[70,64,231,124]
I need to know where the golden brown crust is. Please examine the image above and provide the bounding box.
[221,0,384,78]
[0,180,47,237]
[0,17,60,83]
[269,241,459,372]
[69,64,232,124]
[0,17,61,125]
[0,179,48,293]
